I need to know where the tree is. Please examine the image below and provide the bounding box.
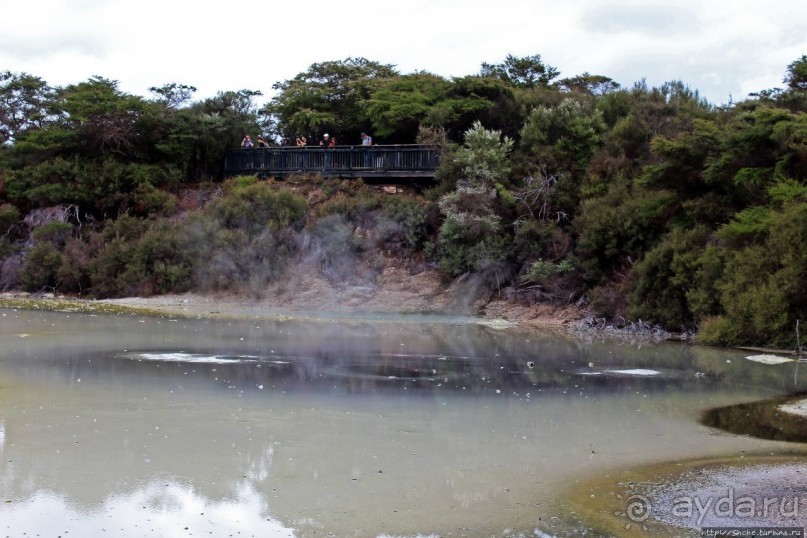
[435,76,520,141]
[556,73,620,96]
[480,53,560,88]
[784,54,807,92]
[363,72,450,142]
[55,76,149,155]
[0,71,55,144]
[437,122,514,280]
[518,98,605,218]
[149,83,197,110]
[263,57,398,143]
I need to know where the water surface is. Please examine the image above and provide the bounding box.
[0,308,804,536]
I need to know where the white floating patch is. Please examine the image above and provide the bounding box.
[605,369,660,376]
[126,352,257,364]
[745,354,793,365]
[779,399,807,418]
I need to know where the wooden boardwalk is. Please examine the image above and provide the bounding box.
[224,145,439,179]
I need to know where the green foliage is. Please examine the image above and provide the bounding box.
[31,221,73,246]
[204,183,307,235]
[519,98,605,174]
[784,54,807,92]
[377,196,429,251]
[715,206,775,247]
[434,76,520,139]
[713,202,807,346]
[517,98,605,217]
[686,245,728,321]
[768,178,807,203]
[0,204,21,234]
[20,242,63,291]
[56,237,93,293]
[0,71,55,144]
[574,182,677,283]
[480,53,560,88]
[437,217,511,278]
[364,73,451,142]
[627,226,710,328]
[83,215,195,297]
[131,182,178,216]
[120,221,193,296]
[316,189,381,221]
[703,107,800,200]
[521,258,574,284]
[511,219,556,267]
[641,118,720,193]
[453,121,513,188]
[178,185,307,293]
[556,73,620,96]
[695,316,743,346]
[263,57,398,143]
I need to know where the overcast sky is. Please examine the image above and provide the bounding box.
[2,0,805,106]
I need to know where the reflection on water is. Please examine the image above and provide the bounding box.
[2,482,294,537]
[0,308,805,536]
[701,393,807,443]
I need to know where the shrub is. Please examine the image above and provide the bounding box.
[31,222,73,247]
[695,315,744,346]
[627,226,710,328]
[437,217,511,279]
[57,238,93,293]
[122,221,193,295]
[0,204,21,235]
[20,242,64,291]
[204,183,307,235]
[378,196,428,251]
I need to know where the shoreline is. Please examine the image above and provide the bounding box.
[0,290,693,345]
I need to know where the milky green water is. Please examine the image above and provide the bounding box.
[0,308,804,536]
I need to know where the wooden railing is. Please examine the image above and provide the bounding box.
[224,145,439,179]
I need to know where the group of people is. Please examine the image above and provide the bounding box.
[240,134,269,148]
[241,132,372,148]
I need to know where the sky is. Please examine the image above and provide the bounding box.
[2,0,806,106]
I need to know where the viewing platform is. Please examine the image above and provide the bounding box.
[224,144,439,179]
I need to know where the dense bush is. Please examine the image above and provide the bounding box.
[0,204,21,234]
[20,242,63,291]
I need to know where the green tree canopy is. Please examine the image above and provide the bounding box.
[480,53,560,88]
[0,71,55,144]
[263,57,398,143]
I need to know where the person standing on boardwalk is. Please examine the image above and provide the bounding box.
[320,133,333,170]
[320,133,336,147]
[361,132,373,167]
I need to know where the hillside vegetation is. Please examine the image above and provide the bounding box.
[1,54,806,347]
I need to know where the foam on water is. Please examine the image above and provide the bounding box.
[745,354,793,365]
[123,352,284,364]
